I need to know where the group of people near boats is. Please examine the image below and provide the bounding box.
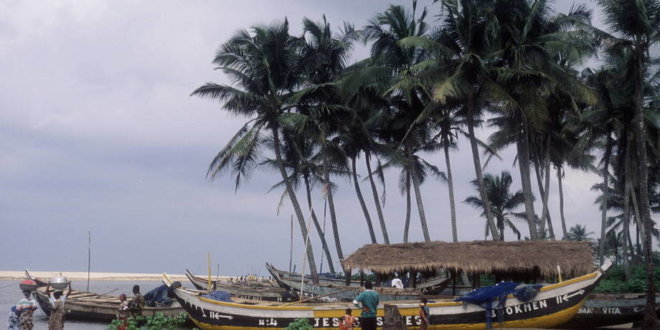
[8,282,70,330]
[346,280,430,330]
[7,282,145,330]
[115,285,146,330]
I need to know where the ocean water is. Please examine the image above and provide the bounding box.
[0,279,170,330]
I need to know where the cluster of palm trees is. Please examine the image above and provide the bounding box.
[193,0,658,325]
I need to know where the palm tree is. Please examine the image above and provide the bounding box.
[434,106,463,242]
[427,0,505,240]
[298,16,358,271]
[464,171,525,241]
[261,133,337,274]
[566,224,594,242]
[363,1,437,241]
[487,0,598,240]
[339,61,393,244]
[192,20,320,282]
[549,107,597,239]
[581,66,623,263]
[596,1,660,325]
[376,131,445,242]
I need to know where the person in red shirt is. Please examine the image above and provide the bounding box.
[339,307,357,330]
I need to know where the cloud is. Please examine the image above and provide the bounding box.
[0,0,626,276]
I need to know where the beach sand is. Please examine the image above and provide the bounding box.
[0,270,228,281]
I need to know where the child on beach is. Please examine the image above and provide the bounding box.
[117,293,130,330]
[418,298,430,330]
[338,307,357,330]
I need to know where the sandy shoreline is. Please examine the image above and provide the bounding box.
[0,270,231,282]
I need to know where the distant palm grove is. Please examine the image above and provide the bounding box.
[193,0,658,325]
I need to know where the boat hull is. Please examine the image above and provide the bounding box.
[33,288,183,322]
[265,263,449,295]
[186,270,294,302]
[558,293,660,329]
[166,268,603,329]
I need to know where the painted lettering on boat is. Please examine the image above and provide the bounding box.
[578,307,592,314]
[313,317,385,327]
[405,315,423,326]
[312,318,339,327]
[504,299,548,315]
[258,318,278,326]
[577,307,622,315]
[600,307,621,314]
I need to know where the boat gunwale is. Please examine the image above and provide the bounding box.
[173,268,602,310]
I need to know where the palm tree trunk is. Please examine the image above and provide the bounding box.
[532,155,555,239]
[622,133,635,280]
[272,127,319,282]
[351,156,377,243]
[322,144,344,266]
[632,46,657,327]
[466,93,500,240]
[534,163,547,235]
[444,142,458,242]
[598,133,613,264]
[543,140,555,239]
[623,179,632,281]
[557,167,568,239]
[403,171,412,243]
[517,128,539,239]
[365,151,390,244]
[630,184,645,244]
[303,174,336,274]
[408,147,430,242]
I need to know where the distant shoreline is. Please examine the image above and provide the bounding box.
[0,270,233,282]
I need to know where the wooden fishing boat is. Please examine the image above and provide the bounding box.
[166,240,611,329]
[32,286,184,322]
[558,293,660,329]
[185,269,296,302]
[24,270,48,287]
[163,261,609,329]
[265,263,361,287]
[265,263,450,294]
[266,264,437,302]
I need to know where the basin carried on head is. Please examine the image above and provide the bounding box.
[50,276,68,290]
[19,279,37,291]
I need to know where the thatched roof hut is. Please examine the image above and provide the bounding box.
[341,240,595,279]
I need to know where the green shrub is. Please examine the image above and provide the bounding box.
[286,318,314,330]
[594,264,660,293]
[108,312,189,330]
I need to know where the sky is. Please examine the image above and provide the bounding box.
[0,0,642,277]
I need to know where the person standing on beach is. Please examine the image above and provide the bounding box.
[117,294,130,330]
[16,290,38,330]
[46,282,71,330]
[418,298,430,330]
[339,307,358,330]
[352,281,379,330]
[129,285,145,318]
[8,305,20,330]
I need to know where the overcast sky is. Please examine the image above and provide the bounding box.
[0,0,634,277]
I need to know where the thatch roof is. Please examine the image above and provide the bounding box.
[341,240,594,278]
